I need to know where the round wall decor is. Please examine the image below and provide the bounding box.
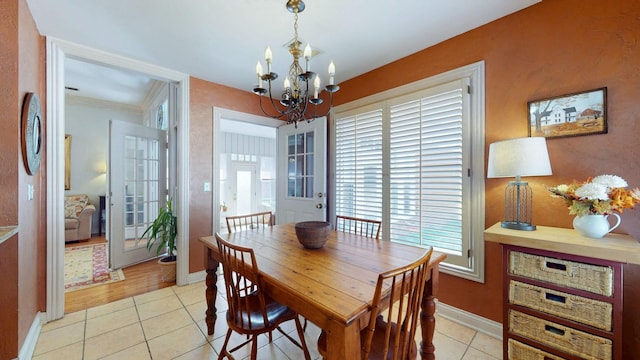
[21,92,42,175]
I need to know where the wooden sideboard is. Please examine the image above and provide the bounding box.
[485,222,640,360]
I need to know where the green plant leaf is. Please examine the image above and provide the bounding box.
[140,198,177,256]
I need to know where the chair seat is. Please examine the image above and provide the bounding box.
[317,315,417,360]
[227,292,296,333]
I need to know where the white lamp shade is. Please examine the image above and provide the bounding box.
[487,137,552,178]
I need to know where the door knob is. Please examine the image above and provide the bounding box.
[316,203,324,209]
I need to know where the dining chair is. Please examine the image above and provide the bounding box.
[226,211,274,233]
[215,233,311,360]
[335,215,382,240]
[317,246,434,360]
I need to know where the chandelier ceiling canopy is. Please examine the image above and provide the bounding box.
[253,0,339,127]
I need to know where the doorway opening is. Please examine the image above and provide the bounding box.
[47,39,190,321]
[213,109,281,233]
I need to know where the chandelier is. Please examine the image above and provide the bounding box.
[253,0,339,127]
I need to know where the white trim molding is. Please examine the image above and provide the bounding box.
[437,301,503,341]
[187,270,207,284]
[45,37,190,322]
[18,312,46,360]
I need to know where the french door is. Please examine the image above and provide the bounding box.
[109,120,167,269]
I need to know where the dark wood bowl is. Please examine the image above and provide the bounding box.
[294,221,331,249]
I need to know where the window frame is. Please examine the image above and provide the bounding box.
[329,61,486,282]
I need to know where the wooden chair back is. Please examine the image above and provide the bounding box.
[215,233,267,332]
[226,211,274,233]
[362,246,434,360]
[215,233,311,359]
[335,215,381,240]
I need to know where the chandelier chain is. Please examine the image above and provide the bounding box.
[290,8,302,98]
[294,10,299,43]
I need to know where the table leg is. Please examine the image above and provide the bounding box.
[325,319,361,360]
[205,250,220,336]
[420,265,439,360]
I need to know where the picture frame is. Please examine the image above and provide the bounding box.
[528,87,607,139]
[64,134,71,190]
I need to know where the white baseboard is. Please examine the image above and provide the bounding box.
[437,301,503,340]
[187,270,207,284]
[18,312,46,360]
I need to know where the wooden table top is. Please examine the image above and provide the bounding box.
[199,223,446,328]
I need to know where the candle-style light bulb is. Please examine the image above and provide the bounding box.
[304,43,312,72]
[328,61,336,85]
[283,76,291,100]
[313,76,320,98]
[265,47,273,73]
[256,61,263,88]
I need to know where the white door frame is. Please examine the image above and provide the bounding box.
[45,37,190,321]
[212,108,281,234]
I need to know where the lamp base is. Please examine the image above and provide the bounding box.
[501,221,536,231]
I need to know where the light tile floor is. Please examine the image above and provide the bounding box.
[34,278,502,360]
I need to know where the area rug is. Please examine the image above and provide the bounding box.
[64,243,125,292]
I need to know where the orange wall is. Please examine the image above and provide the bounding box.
[0,1,22,356]
[0,0,20,227]
[0,0,47,358]
[17,0,47,349]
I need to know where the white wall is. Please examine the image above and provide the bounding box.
[65,95,143,234]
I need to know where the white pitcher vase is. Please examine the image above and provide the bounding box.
[572,213,621,239]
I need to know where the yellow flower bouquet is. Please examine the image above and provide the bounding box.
[547,174,640,216]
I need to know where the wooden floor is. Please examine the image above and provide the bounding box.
[64,236,175,314]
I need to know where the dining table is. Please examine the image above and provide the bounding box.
[199,223,447,360]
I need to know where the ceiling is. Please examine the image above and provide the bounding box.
[26,0,540,107]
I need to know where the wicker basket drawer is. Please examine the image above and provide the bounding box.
[508,338,566,360]
[509,280,612,331]
[508,251,613,296]
[509,310,612,360]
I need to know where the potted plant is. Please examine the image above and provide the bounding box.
[140,198,177,282]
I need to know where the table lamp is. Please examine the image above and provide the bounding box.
[487,137,552,230]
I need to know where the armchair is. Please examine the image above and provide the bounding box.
[64,194,96,242]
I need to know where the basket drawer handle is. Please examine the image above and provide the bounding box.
[542,259,569,274]
[544,324,565,337]
[544,292,567,305]
[545,260,566,271]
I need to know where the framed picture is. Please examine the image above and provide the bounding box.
[528,87,607,139]
[65,134,71,190]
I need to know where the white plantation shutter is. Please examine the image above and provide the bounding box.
[335,107,383,224]
[388,79,469,265]
[332,62,485,280]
